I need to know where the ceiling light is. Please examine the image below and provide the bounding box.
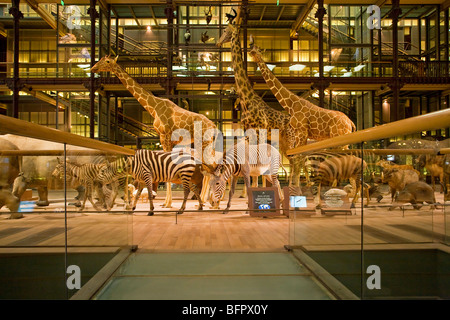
[354,64,365,72]
[172,66,187,70]
[289,64,306,71]
[147,26,151,31]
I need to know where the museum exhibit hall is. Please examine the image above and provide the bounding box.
[0,0,449,301]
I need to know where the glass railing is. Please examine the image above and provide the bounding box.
[0,115,134,299]
[287,108,450,299]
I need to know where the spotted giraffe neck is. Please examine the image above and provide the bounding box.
[231,28,256,105]
[255,57,312,117]
[111,64,162,118]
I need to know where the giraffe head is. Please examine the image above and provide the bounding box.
[91,55,119,73]
[216,23,237,47]
[249,45,264,63]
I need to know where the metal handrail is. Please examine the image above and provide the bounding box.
[0,114,135,155]
[287,108,450,155]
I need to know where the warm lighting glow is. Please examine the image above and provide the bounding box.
[147,26,151,31]
[382,99,390,123]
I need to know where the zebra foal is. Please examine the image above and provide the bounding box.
[52,157,106,211]
[131,149,204,215]
[205,140,284,213]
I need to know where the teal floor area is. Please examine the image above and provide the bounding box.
[93,252,334,300]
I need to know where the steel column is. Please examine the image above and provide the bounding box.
[315,0,327,108]
[89,0,98,138]
[9,0,22,118]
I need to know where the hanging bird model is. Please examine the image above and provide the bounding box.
[205,6,213,25]
[201,31,210,43]
[226,8,237,23]
[184,29,191,44]
[249,34,254,48]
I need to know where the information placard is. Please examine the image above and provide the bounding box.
[247,187,281,217]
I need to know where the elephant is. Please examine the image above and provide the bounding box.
[2,134,59,206]
[2,134,112,209]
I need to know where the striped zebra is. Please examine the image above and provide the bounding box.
[303,152,369,209]
[52,157,107,211]
[205,140,284,213]
[131,149,204,215]
[97,156,135,208]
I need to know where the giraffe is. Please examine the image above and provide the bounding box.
[91,55,218,208]
[249,45,356,146]
[217,23,302,188]
[249,44,356,189]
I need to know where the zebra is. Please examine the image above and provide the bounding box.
[97,156,135,208]
[52,157,107,211]
[131,149,204,216]
[303,152,369,209]
[205,140,284,213]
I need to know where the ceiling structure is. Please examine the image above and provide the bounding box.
[0,1,448,93]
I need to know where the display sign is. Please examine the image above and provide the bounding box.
[247,187,281,217]
[18,201,35,213]
[324,189,348,208]
[289,196,307,208]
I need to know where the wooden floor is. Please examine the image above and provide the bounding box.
[132,202,289,252]
[0,189,448,253]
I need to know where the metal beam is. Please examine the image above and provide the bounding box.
[276,5,285,22]
[150,6,159,26]
[259,5,266,21]
[25,0,66,36]
[22,85,68,109]
[442,0,450,11]
[290,0,316,38]
[129,6,141,26]
[0,23,6,37]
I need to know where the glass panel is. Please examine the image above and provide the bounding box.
[0,134,67,299]
[289,122,450,300]
[65,146,132,299]
[361,129,450,299]
[289,143,364,299]
[0,121,132,299]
